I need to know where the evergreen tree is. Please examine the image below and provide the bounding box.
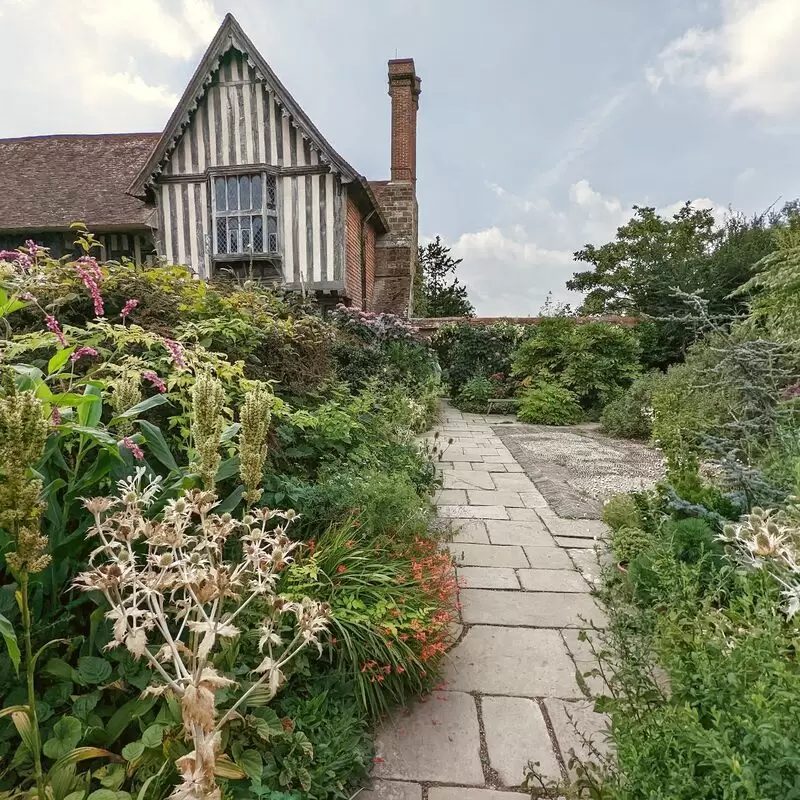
[416,236,474,317]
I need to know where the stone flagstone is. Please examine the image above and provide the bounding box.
[358,780,422,800]
[518,568,590,593]
[482,696,561,785]
[448,542,529,568]
[444,626,580,697]
[457,566,520,590]
[460,589,606,628]
[372,691,484,784]
[485,519,551,546]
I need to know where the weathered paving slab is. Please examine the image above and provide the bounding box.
[554,536,597,549]
[450,520,491,544]
[448,543,529,568]
[546,518,609,539]
[428,789,531,800]
[435,489,468,505]
[460,589,607,628]
[466,490,525,507]
[518,568,590,593]
[523,546,576,569]
[372,691,484,784]
[490,472,538,491]
[444,626,580,697]
[567,548,608,586]
[438,505,509,520]
[441,470,496,490]
[457,566,520,590]
[358,780,422,799]
[485,519,551,546]
[482,696,560,785]
[507,507,545,521]
[545,699,611,777]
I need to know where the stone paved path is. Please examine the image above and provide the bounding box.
[360,406,610,799]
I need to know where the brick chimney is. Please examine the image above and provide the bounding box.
[388,58,421,183]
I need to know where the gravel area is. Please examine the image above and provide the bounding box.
[493,423,664,519]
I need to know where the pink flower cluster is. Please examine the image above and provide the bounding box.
[163,338,186,369]
[142,370,167,393]
[331,303,420,343]
[75,255,104,317]
[0,249,32,270]
[120,298,139,320]
[45,314,68,347]
[121,437,145,461]
[70,346,98,362]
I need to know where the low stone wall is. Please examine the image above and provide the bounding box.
[410,315,639,337]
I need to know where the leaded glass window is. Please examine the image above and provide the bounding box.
[212,173,279,256]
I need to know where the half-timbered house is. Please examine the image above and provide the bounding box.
[0,13,421,313]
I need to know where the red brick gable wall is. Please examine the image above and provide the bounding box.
[344,196,361,306]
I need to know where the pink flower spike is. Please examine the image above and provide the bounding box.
[74,257,104,317]
[51,407,62,426]
[120,298,139,320]
[70,346,98,362]
[45,315,68,347]
[142,369,167,393]
[19,292,37,302]
[121,437,145,461]
[163,338,186,369]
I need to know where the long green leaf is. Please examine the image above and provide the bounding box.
[0,614,20,677]
[220,422,241,444]
[110,394,169,423]
[216,485,244,515]
[48,347,76,375]
[136,420,179,472]
[78,385,103,427]
[215,456,240,482]
[63,426,117,446]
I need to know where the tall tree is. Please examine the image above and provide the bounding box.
[415,236,474,317]
[567,202,785,368]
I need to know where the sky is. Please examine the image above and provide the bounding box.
[2,0,800,314]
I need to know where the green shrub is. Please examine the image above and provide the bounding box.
[601,371,663,439]
[517,382,582,425]
[663,517,722,565]
[455,375,494,413]
[611,526,653,564]
[602,494,642,531]
[432,322,531,395]
[512,320,641,411]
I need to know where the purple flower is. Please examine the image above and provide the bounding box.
[25,239,41,257]
[45,315,68,347]
[19,292,37,302]
[121,437,145,461]
[163,338,186,369]
[120,298,139,320]
[70,346,98,362]
[0,250,31,270]
[51,407,62,426]
[142,369,167,393]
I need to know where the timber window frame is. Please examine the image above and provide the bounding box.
[210,171,279,257]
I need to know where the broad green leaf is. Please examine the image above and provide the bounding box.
[236,749,263,782]
[87,791,131,800]
[78,385,103,427]
[63,425,117,446]
[136,420,178,472]
[121,741,145,762]
[215,456,240,482]
[140,724,166,749]
[220,422,241,444]
[64,792,87,800]
[49,393,101,408]
[42,715,83,760]
[216,485,244,515]
[77,656,112,685]
[72,691,101,720]
[109,394,168,423]
[0,613,20,677]
[104,695,157,745]
[42,657,79,683]
[48,346,76,375]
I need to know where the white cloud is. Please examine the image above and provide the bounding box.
[89,73,180,108]
[649,0,800,119]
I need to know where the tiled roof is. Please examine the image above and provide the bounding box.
[0,133,160,232]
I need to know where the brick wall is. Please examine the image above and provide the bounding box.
[344,195,362,307]
[364,221,376,308]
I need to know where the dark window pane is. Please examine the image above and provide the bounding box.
[252,216,263,252]
[251,175,262,210]
[239,175,251,210]
[216,217,228,254]
[241,216,251,251]
[227,176,239,211]
[266,174,277,210]
[215,177,227,212]
[228,217,240,252]
[267,216,278,252]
